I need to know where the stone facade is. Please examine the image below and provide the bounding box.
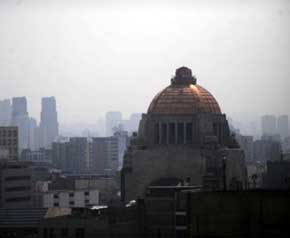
[121,67,247,203]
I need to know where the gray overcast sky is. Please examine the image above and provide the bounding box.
[0,0,289,124]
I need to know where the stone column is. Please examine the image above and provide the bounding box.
[183,122,186,144]
[166,122,169,144]
[158,122,162,144]
[175,122,178,144]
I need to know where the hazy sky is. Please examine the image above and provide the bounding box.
[0,0,289,125]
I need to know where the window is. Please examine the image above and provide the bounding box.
[154,123,160,144]
[85,199,89,204]
[69,201,75,206]
[161,123,167,144]
[84,191,89,196]
[53,194,59,199]
[5,186,30,192]
[53,202,59,207]
[69,192,74,197]
[5,196,31,203]
[177,123,184,144]
[5,176,30,181]
[169,123,176,144]
[186,123,193,144]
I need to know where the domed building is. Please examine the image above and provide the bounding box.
[121,67,247,203]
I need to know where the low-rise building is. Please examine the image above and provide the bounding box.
[0,127,18,160]
[35,189,99,208]
[0,159,33,208]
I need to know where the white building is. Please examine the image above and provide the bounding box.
[42,189,99,208]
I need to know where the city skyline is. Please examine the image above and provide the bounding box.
[0,0,289,124]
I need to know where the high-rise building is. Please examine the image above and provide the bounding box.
[91,136,119,174]
[39,97,59,149]
[52,137,89,174]
[261,115,276,136]
[28,117,37,150]
[0,127,18,160]
[91,138,107,174]
[105,111,122,136]
[0,99,11,126]
[11,97,30,150]
[113,130,129,169]
[277,115,289,139]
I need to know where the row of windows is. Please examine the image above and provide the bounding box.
[0,130,17,137]
[154,122,193,145]
[53,191,90,199]
[0,139,17,146]
[5,186,30,192]
[53,200,90,207]
[5,196,31,203]
[5,176,31,181]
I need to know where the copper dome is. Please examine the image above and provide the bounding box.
[147,67,221,115]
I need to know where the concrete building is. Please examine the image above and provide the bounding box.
[21,148,52,163]
[11,97,30,150]
[91,138,107,174]
[28,117,37,150]
[114,130,129,169]
[0,127,18,160]
[90,134,126,174]
[39,97,59,149]
[261,115,276,136]
[105,111,122,136]
[186,190,290,238]
[41,189,99,208]
[263,159,290,190]
[253,139,282,162]
[236,134,253,161]
[121,67,247,203]
[0,99,11,126]
[52,137,90,173]
[277,115,289,139]
[52,141,69,172]
[0,160,33,208]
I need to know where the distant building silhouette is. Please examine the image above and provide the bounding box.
[253,139,282,162]
[105,111,122,136]
[39,97,59,149]
[261,115,276,136]
[11,97,30,150]
[0,99,11,126]
[277,115,289,139]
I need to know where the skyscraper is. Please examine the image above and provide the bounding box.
[105,111,122,136]
[277,115,289,139]
[40,97,59,148]
[0,99,11,126]
[11,97,30,150]
[261,115,276,136]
